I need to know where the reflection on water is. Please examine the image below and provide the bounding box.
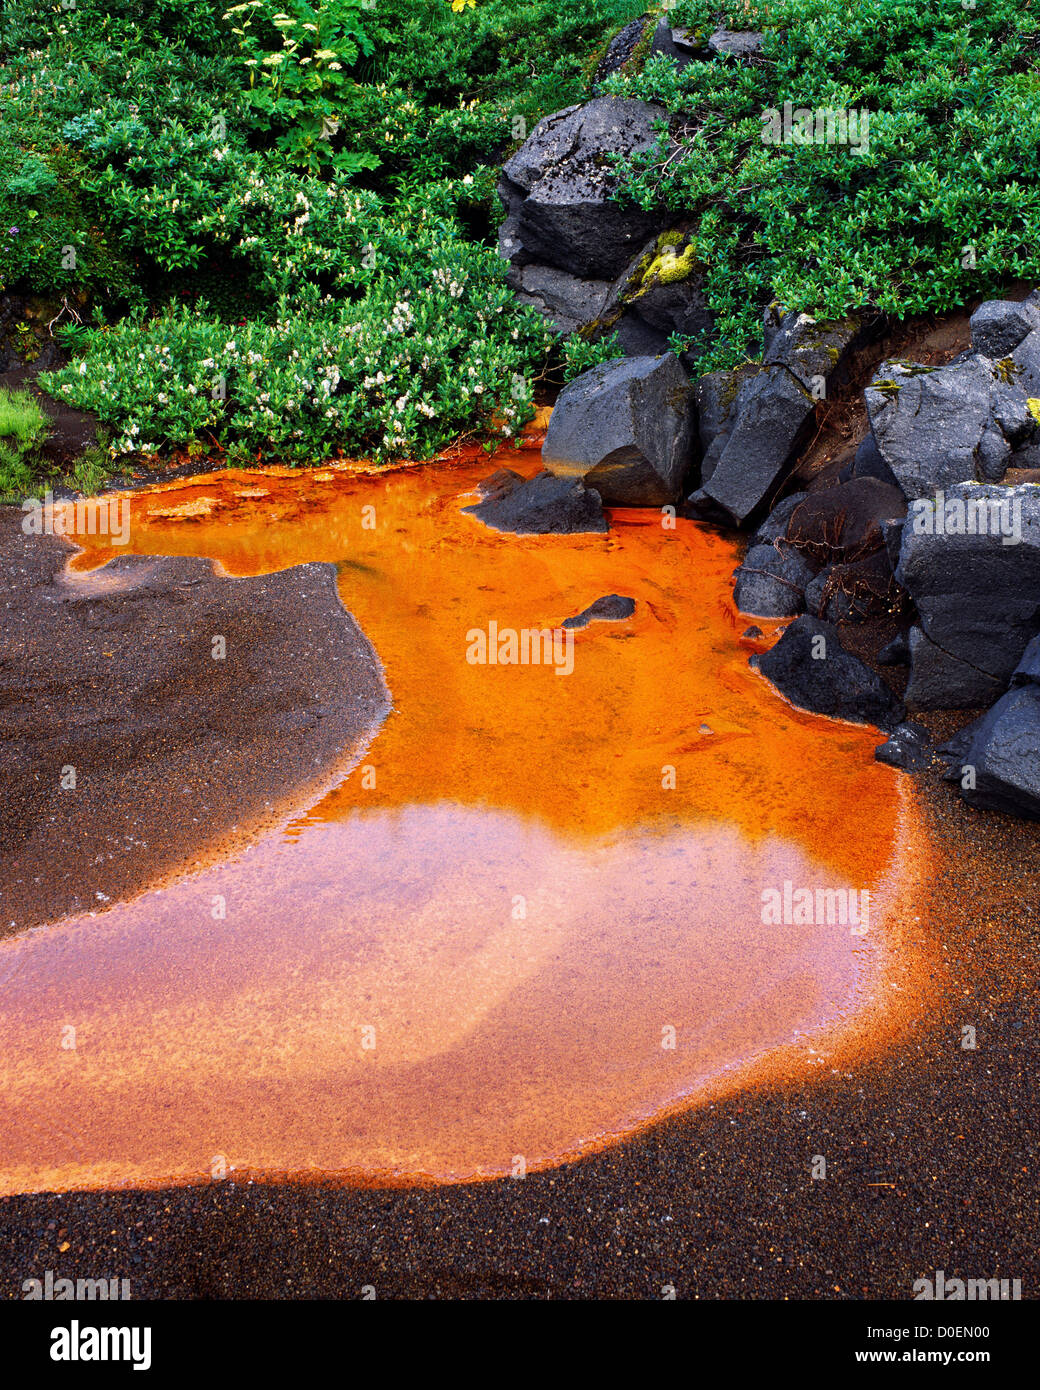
[0,445,929,1192]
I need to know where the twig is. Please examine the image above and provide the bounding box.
[46,296,83,337]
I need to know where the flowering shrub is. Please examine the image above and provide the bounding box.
[0,17,244,298]
[42,214,556,462]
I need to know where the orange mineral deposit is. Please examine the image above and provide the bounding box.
[0,442,933,1193]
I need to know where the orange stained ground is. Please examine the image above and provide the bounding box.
[0,439,934,1193]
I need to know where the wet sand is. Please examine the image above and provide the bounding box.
[0,510,389,933]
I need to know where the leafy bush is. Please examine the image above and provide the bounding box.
[0,0,637,498]
[2,0,647,470]
[42,208,557,461]
[0,10,242,300]
[561,331,626,381]
[19,0,1037,472]
[606,0,1040,368]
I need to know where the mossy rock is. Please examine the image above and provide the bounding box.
[994,356,1022,385]
[622,232,700,304]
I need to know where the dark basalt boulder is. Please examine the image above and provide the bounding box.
[786,478,908,565]
[945,687,1040,819]
[510,263,613,335]
[691,365,758,484]
[1011,632,1040,686]
[475,467,524,501]
[733,543,815,618]
[614,273,714,367]
[936,725,975,780]
[866,300,1040,501]
[690,366,815,526]
[839,432,900,489]
[880,516,905,570]
[1010,291,1040,394]
[613,312,673,359]
[708,29,764,57]
[500,98,668,280]
[496,173,528,268]
[593,16,649,85]
[694,369,745,453]
[688,309,862,526]
[562,594,636,628]
[762,308,862,394]
[750,615,906,730]
[649,20,705,68]
[895,482,1040,708]
[866,356,1005,500]
[902,626,1004,711]
[542,353,695,506]
[970,298,1039,360]
[647,21,763,64]
[463,469,608,535]
[751,491,809,546]
[874,720,933,772]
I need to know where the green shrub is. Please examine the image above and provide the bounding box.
[605,0,1040,368]
[561,331,626,381]
[0,9,241,300]
[4,0,648,468]
[42,210,556,462]
[224,0,382,175]
[7,0,1040,468]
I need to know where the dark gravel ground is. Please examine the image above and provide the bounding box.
[0,506,389,934]
[1,766,1037,1301]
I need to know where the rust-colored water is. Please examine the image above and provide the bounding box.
[0,443,933,1193]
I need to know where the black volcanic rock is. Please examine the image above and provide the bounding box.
[500,98,666,280]
[542,354,695,506]
[947,687,1040,818]
[562,594,636,628]
[733,543,814,618]
[464,470,607,535]
[874,720,933,772]
[750,615,906,730]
